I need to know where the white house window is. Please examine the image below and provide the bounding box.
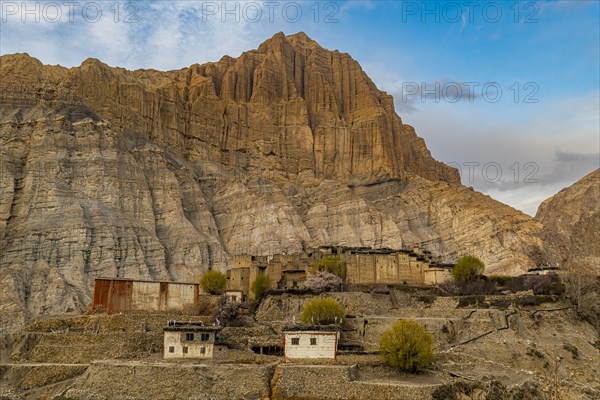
[200,347,206,354]
[182,346,188,354]
[291,338,300,345]
[185,333,195,341]
[201,333,210,341]
[310,337,317,346]
[168,346,175,353]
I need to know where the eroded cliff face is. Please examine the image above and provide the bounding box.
[536,169,600,274]
[0,32,545,324]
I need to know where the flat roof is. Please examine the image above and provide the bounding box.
[163,324,222,332]
[428,263,454,269]
[283,324,340,332]
[95,277,199,286]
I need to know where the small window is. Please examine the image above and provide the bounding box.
[200,347,206,354]
[201,333,210,341]
[182,346,188,354]
[310,337,317,346]
[185,333,195,341]
[168,346,175,353]
[291,338,300,345]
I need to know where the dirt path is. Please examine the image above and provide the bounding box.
[0,363,90,367]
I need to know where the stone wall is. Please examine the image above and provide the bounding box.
[228,268,251,297]
[345,252,431,286]
[271,364,437,400]
[255,293,395,322]
[255,292,514,352]
[28,332,162,364]
[65,361,276,400]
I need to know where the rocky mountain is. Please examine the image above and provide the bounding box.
[0,32,545,325]
[536,168,600,274]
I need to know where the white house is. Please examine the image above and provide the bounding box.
[163,322,225,359]
[283,325,340,360]
[224,289,244,303]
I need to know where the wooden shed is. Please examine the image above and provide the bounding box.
[93,278,200,314]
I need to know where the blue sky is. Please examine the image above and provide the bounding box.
[1,0,599,215]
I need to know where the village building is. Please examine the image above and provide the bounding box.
[227,246,453,298]
[343,247,452,286]
[283,325,340,360]
[228,252,318,298]
[93,247,453,311]
[93,278,200,314]
[527,264,560,275]
[224,289,244,302]
[163,322,225,359]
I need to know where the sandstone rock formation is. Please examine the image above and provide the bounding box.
[1,32,547,325]
[536,168,600,274]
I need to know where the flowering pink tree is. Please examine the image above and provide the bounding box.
[303,271,343,292]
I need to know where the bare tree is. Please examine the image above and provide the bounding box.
[560,263,600,332]
[543,350,564,400]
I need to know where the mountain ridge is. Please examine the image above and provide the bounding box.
[535,168,600,274]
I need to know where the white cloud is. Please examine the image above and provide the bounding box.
[0,0,309,69]
[395,90,600,215]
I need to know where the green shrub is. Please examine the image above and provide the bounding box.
[452,255,485,282]
[251,273,272,301]
[200,270,227,295]
[300,298,345,325]
[313,256,346,279]
[379,319,434,372]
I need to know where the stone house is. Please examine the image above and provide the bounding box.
[283,325,340,360]
[228,253,319,298]
[343,247,452,287]
[227,246,453,298]
[163,322,225,359]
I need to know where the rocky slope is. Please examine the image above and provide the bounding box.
[0,32,546,324]
[2,293,598,399]
[536,168,600,274]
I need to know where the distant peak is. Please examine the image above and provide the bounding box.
[286,32,316,44]
[0,52,43,66]
[258,31,321,53]
[80,58,112,72]
[257,31,287,52]
[81,58,104,66]
[287,32,321,49]
[272,31,287,40]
